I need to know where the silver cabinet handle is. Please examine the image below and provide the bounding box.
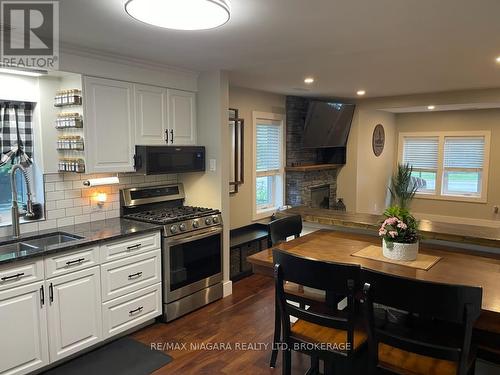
[129,306,143,315]
[128,272,143,279]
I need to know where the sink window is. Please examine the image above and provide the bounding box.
[0,101,42,225]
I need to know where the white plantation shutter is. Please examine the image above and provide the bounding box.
[403,137,439,169]
[444,137,484,169]
[256,123,281,173]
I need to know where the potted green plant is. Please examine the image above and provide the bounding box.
[379,206,420,261]
[389,163,419,209]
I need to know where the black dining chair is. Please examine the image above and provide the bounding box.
[268,214,303,248]
[361,269,482,375]
[273,250,367,375]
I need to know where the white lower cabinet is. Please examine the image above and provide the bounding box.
[0,231,162,373]
[46,266,102,362]
[0,281,49,375]
[102,282,162,339]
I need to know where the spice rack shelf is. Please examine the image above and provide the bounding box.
[54,89,85,173]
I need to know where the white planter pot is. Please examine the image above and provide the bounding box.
[382,239,419,261]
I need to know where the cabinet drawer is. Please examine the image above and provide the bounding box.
[100,249,161,302]
[44,246,100,279]
[0,258,44,292]
[241,242,260,272]
[100,232,161,263]
[102,282,162,339]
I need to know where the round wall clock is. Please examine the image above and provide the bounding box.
[372,124,385,157]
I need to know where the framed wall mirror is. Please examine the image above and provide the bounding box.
[229,108,244,194]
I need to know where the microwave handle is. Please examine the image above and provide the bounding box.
[133,154,142,169]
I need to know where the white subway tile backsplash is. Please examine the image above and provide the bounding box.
[47,209,66,220]
[90,212,106,222]
[45,174,64,183]
[63,173,82,181]
[57,217,75,227]
[38,219,57,231]
[66,207,83,217]
[64,189,81,199]
[46,191,65,201]
[55,181,73,191]
[74,214,90,224]
[39,172,177,231]
[45,183,55,192]
[73,197,89,207]
[56,199,74,209]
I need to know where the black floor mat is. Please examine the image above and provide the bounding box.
[42,337,172,375]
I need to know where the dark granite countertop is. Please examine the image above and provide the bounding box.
[0,218,162,265]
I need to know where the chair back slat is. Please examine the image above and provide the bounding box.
[274,249,359,294]
[268,215,303,246]
[361,269,482,323]
[361,269,482,374]
[273,250,360,354]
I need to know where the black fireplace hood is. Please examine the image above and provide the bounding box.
[302,101,355,148]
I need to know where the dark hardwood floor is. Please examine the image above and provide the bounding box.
[131,274,500,375]
[131,274,311,374]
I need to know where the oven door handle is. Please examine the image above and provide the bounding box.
[167,227,222,246]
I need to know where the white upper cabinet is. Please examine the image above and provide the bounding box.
[83,76,136,173]
[167,89,197,146]
[135,84,168,145]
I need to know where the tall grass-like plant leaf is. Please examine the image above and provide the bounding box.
[389,163,419,209]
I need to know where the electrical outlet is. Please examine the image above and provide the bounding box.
[494,206,499,214]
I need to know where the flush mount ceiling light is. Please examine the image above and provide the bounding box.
[125,0,230,30]
[356,90,366,96]
[427,105,436,110]
[304,77,315,84]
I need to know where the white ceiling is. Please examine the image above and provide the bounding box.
[57,0,500,98]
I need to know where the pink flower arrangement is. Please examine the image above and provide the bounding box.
[379,206,420,244]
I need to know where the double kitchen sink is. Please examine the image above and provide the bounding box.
[0,232,84,255]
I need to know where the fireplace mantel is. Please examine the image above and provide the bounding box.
[285,163,342,172]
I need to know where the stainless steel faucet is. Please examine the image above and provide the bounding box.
[10,164,35,237]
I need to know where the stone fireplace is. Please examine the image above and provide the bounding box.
[285,96,347,210]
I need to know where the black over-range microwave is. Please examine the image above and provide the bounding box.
[134,146,205,175]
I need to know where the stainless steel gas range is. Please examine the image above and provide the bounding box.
[120,184,223,322]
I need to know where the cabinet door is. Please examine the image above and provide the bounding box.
[0,282,49,375]
[84,76,136,173]
[46,266,102,362]
[167,89,196,145]
[135,84,168,145]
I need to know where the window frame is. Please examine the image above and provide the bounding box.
[252,111,285,220]
[398,131,490,203]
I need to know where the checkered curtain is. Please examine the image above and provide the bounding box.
[0,101,33,167]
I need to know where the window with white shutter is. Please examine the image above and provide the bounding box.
[253,113,284,218]
[443,137,484,197]
[402,137,439,193]
[399,132,490,201]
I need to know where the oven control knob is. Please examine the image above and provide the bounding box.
[170,225,178,234]
[192,220,200,228]
[212,216,219,224]
[179,223,187,231]
[205,217,213,225]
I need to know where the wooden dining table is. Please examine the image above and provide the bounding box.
[247,229,500,316]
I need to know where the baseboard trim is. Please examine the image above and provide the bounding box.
[222,280,233,297]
